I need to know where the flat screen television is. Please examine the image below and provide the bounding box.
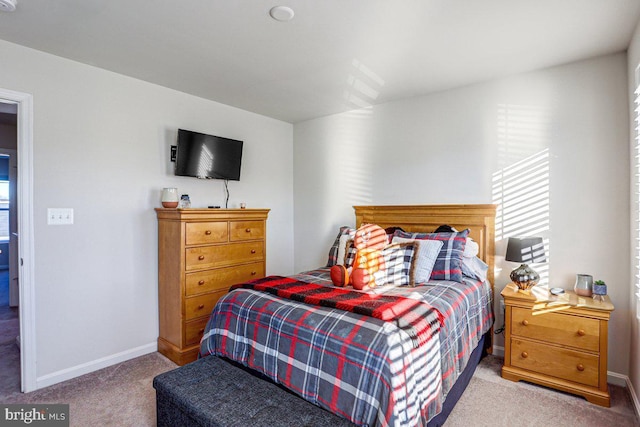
[175,129,243,181]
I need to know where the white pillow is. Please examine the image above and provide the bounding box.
[392,236,443,284]
[463,238,479,258]
[461,256,488,282]
[336,234,351,266]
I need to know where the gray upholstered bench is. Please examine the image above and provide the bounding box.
[153,355,356,427]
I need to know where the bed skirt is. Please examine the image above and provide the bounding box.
[427,332,488,427]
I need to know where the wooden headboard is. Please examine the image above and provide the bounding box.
[354,204,497,290]
[355,204,497,352]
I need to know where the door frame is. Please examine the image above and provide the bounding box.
[0,88,35,392]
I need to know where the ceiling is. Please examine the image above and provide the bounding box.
[0,1,639,124]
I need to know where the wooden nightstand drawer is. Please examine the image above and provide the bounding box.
[511,306,599,352]
[186,222,228,245]
[185,242,264,271]
[511,338,599,387]
[185,317,210,346]
[185,262,265,296]
[230,221,265,241]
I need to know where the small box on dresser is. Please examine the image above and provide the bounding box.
[501,284,614,406]
[156,208,270,365]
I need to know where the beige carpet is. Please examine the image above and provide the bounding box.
[0,352,177,427]
[0,351,638,426]
[0,303,20,395]
[0,315,18,345]
[448,356,639,427]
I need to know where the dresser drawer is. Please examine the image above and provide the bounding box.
[185,290,228,320]
[186,222,228,245]
[185,262,265,296]
[511,338,599,387]
[186,242,264,271]
[511,307,599,352]
[185,317,210,346]
[230,221,265,241]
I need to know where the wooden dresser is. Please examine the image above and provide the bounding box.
[501,284,614,406]
[156,208,269,365]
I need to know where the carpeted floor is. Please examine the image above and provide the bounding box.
[447,355,639,427]
[0,351,637,426]
[0,269,20,396]
[0,352,177,426]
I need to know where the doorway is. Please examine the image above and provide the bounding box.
[0,108,19,392]
[0,104,19,395]
[0,88,35,393]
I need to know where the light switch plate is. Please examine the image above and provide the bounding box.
[47,208,74,225]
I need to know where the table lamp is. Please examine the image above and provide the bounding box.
[505,237,546,292]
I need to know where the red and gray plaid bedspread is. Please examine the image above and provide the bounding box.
[229,275,442,349]
[199,268,492,427]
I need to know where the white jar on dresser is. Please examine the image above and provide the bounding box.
[156,208,269,365]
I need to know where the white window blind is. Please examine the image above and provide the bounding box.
[634,67,640,319]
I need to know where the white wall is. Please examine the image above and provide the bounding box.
[627,18,640,412]
[294,53,630,377]
[0,40,294,385]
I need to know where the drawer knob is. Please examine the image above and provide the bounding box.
[577,364,585,372]
[198,255,205,260]
[198,280,205,285]
[198,304,205,309]
[251,271,257,276]
[245,228,251,233]
[577,329,586,336]
[522,320,529,326]
[251,249,256,254]
[521,351,528,359]
[205,230,212,235]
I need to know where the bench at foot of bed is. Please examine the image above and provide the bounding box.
[153,355,355,427]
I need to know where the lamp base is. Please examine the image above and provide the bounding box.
[510,264,540,293]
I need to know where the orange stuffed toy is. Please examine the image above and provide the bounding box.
[330,224,387,290]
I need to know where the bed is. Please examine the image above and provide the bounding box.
[199,204,496,427]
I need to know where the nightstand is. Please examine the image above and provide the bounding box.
[501,284,614,406]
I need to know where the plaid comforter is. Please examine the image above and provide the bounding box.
[230,275,442,348]
[200,268,492,427]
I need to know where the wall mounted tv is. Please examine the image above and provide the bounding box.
[174,129,243,181]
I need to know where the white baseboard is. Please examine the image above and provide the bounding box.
[492,345,504,357]
[35,342,157,390]
[607,370,628,387]
[626,375,640,419]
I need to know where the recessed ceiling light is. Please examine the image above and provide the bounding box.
[269,6,294,22]
[0,0,16,12]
